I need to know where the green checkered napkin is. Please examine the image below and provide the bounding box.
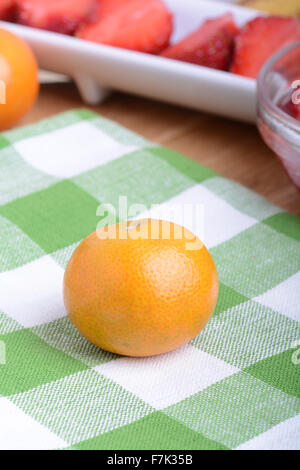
[0,109,299,450]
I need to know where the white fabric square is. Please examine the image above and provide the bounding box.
[235,414,300,450]
[0,256,65,327]
[254,272,300,322]
[0,398,68,450]
[133,184,257,248]
[14,121,138,178]
[95,344,238,409]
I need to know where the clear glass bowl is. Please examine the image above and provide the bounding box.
[257,41,300,189]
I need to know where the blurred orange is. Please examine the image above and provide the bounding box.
[0,28,39,130]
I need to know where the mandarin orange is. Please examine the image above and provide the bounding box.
[0,28,39,130]
[64,219,218,357]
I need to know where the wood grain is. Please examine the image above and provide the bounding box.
[20,82,300,216]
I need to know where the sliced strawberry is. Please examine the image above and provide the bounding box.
[77,0,173,54]
[230,16,300,79]
[279,97,300,121]
[294,104,300,121]
[92,0,130,17]
[0,0,16,21]
[16,0,97,35]
[160,13,239,70]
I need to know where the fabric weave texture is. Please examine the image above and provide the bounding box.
[0,109,299,450]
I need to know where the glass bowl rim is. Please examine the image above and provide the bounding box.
[257,40,300,129]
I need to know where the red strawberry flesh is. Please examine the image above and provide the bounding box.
[230,16,300,79]
[279,95,300,121]
[0,0,16,21]
[160,13,239,70]
[77,0,173,54]
[16,0,97,35]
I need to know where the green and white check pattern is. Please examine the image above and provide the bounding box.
[0,109,299,450]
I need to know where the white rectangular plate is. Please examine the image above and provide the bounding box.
[0,0,260,122]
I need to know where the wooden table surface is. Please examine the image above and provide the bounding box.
[21,82,300,216]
